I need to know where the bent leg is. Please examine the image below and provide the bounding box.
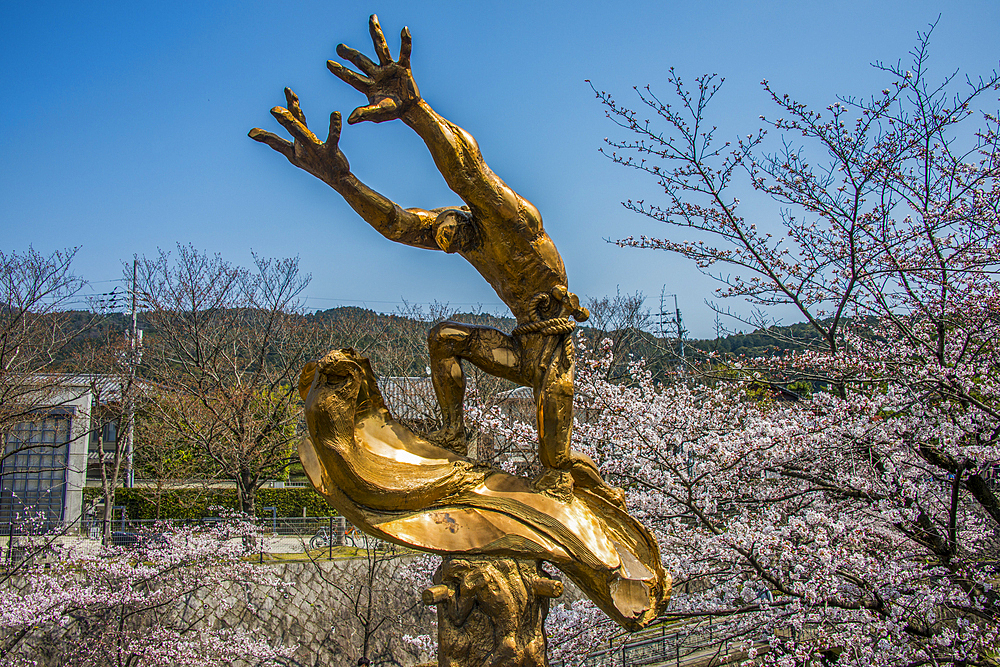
[427,320,527,454]
[536,364,574,472]
[531,355,578,501]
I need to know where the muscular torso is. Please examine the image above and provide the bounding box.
[451,200,568,324]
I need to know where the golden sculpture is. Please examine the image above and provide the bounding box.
[251,15,670,662]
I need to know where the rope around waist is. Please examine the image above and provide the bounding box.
[511,317,576,336]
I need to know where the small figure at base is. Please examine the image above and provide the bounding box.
[423,557,563,667]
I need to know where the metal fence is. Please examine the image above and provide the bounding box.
[0,514,396,569]
[553,618,736,667]
[1,518,84,569]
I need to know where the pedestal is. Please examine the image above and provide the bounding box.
[422,557,564,667]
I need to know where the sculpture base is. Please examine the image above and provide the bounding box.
[422,557,563,667]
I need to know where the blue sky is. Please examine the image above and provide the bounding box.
[2,0,998,336]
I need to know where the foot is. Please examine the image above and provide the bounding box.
[573,474,627,511]
[532,468,574,503]
[425,425,467,456]
[568,452,628,510]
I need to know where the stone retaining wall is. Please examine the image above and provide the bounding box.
[197,557,438,666]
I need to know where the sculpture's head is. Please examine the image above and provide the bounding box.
[299,348,388,418]
[433,208,475,254]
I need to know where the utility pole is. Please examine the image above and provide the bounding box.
[674,295,685,366]
[124,258,140,489]
[658,287,687,373]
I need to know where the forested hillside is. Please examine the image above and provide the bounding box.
[54,305,827,375]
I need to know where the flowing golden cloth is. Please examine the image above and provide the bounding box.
[298,349,670,630]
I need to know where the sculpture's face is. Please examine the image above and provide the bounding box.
[433,209,476,254]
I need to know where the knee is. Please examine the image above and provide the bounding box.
[428,321,468,355]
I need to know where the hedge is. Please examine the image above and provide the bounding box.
[83,486,337,520]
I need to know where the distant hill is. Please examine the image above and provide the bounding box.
[50,305,837,379]
[687,320,829,358]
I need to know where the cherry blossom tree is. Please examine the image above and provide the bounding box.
[0,515,292,666]
[545,598,616,665]
[547,24,1000,665]
[591,23,999,388]
[471,338,1000,665]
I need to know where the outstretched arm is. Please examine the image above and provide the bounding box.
[329,15,530,225]
[250,88,439,250]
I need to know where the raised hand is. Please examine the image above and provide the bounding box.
[249,88,351,186]
[327,14,420,124]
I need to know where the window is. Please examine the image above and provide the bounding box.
[88,418,117,450]
[1,414,72,526]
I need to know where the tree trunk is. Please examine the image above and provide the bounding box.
[154,483,162,521]
[98,416,129,546]
[237,471,257,515]
[97,427,113,546]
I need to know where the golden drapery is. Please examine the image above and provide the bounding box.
[299,349,670,631]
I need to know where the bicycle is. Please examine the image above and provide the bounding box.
[308,523,359,550]
[309,526,331,551]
